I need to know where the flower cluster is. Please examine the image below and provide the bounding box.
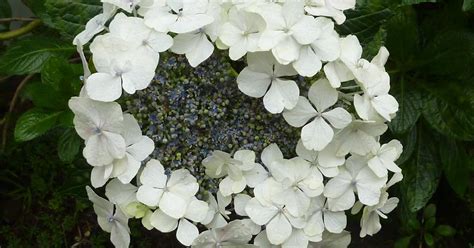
[71,0,403,247]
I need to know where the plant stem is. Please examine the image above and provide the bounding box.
[0,19,42,41]
[1,74,35,151]
[0,17,37,23]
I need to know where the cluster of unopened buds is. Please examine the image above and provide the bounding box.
[70,0,403,247]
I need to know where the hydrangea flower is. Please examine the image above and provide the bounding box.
[296,140,344,177]
[192,219,260,247]
[203,149,268,196]
[73,3,117,46]
[201,191,231,228]
[69,97,126,166]
[136,160,199,218]
[304,196,347,240]
[283,78,352,151]
[237,52,299,114]
[86,186,130,248]
[305,0,356,25]
[367,139,403,177]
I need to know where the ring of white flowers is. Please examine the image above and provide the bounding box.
[70,1,404,247]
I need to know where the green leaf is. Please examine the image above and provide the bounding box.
[41,56,83,95]
[24,82,67,110]
[31,0,102,40]
[389,88,422,134]
[0,36,75,75]
[439,139,470,197]
[394,236,413,248]
[0,0,11,32]
[401,0,437,5]
[424,232,435,247]
[422,91,474,141]
[57,129,81,163]
[385,6,419,65]
[463,0,474,11]
[423,204,437,219]
[396,126,417,165]
[436,225,456,237]
[400,128,441,212]
[14,109,63,142]
[425,217,436,230]
[336,2,394,46]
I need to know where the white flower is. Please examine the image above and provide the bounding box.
[296,139,344,177]
[245,178,306,245]
[283,78,352,151]
[254,229,310,248]
[323,35,361,88]
[293,17,340,77]
[268,157,324,217]
[69,97,126,166]
[104,179,138,212]
[86,186,130,248]
[136,160,199,219]
[219,7,266,60]
[324,155,387,211]
[171,28,215,67]
[91,114,154,187]
[201,191,232,228]
[150,197,209,246]
[192,219,259,247]
[304,196,347,240]
[73,3,117,46]
[237,52,299,114]
[144,0,214,33]
[305,0,356,25]
[203,149,268,196]
[102,0,141,13]
[332,120,388,157]
[367,139,403,177]
[353,47,399,122]
[352,174,402,237]
[259,1,321,65]
[308,231,352,248]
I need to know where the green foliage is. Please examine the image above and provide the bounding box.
[0,0,11,32]
[463,0,474,11]
[14,109,63,142]
[0,36,75,75]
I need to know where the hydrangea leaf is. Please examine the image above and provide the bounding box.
[464,0,474,11]
[439,138,470,197]
[57,128,81,163]
[14,108,63,142]
[388,88,422,135]
[401,0,437,5]
[0,36,75,75]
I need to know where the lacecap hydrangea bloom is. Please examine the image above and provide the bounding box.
[71,0,403,247]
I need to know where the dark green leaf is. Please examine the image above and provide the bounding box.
[41,56,83,95]
[401,0,437,5]
[389,88,422,134]
[424,232,435,247]
[14,109,63,142]
[24,82,67,110]
[400,128,441,212]
[385,6,419,65]
[396,126,417,165]
[423,204,436,219]
[57,111,74,128]
[336,2,394,46]
[436,225,456,237]
[57,129,81,163]
[422,91,474,141]
[463,0,474,11]
[33,0,102,40]
[0,36,75,75]
[425,217,436,230]
[439,139,470,197]
[394,236,413,248]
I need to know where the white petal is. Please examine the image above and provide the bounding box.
[150,209,178,232]
[237,68,272,98]
[323,61,353,88]
[263,78,300,114]
[139,159,166,188]
[91,165,112,188]
[266,213,292,245]
[176,219,199,246]
[110,221,130,248]
[324,211,347,233]
[301,117,334,151]
[272,36,301,65]
[322,107,352,129]
[293,45,322,77]
[234,194,251,216]
[308,78,338,112]
[291,16,320,45]
[261,143,283,168]
[86,73,122,102]
[136,185,164,207]
[245,198,278,225]
[283,96,318,127]
[160,192,188,219]
[185,199,209,222]
[372,95,399,121]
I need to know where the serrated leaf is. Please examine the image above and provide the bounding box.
[463,0,474,11]
[58,128,81,163]
[35,0,102,40]
[14,109,63,142]
[386,6,419,65]
[400,129,441,212]
[422,92,474,141]
[401,0,437,5]
[336,4,394,46]
[0,36,75,75]
[41,56,83,95]
[24,82,67,110]
[395,126,417,165]
[389,88,422,134]
[439,139,470,197]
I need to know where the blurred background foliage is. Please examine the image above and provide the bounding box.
[0,0,473,247]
